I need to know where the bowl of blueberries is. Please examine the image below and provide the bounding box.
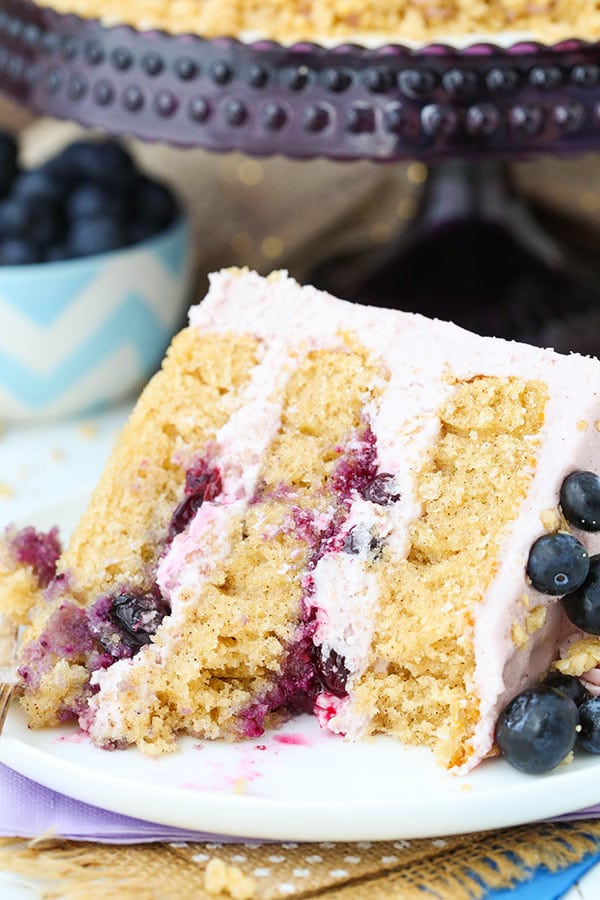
[0,131,193,422]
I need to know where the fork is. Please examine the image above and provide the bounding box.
[0,616,21,735]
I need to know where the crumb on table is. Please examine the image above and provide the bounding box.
[204,857,256,899]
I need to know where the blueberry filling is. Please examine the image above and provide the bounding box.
[331,426,378,500]
[110,591,170,650]
[90,587,170,658]
[168,494,206,540]
[360,472,402,506]
[167,459,222,541]
[239,621,318,738]
[313,647,349,697]
[18,601,107,690]
[8,525,61,588]
[342,525,382,558]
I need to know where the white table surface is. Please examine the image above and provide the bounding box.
[0,404,599,899]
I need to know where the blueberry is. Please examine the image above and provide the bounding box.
[127,220,162,245]
[0,237,40,265]
[313,647,349,696]
[527,532,589,596]
[0,130,18,197]
[342,525,383,557]
[562,554,600,634]
[578,696,600,753]
[561,471,600,532]
[29,205,63,247]
[66,181,126,221]
[44,243,70,263]
[495,685,579,774]
[184,461,222,499]
[0,197,32,234]
[110,591,170,651]
[45,140,136,188]
[168,494,205,540]
[74,140,136,187]
[11,169,63,205]
[134,176,178,229]
[361,473,402,505]
[67,215,126,257]
[543,672,590,706]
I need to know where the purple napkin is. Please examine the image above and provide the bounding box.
[0,763,246,844]
[2,758,600,845]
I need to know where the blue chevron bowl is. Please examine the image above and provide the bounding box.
[0,216,193,423]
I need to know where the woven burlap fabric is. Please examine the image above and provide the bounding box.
[2,821,600,898]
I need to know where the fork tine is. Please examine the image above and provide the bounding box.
[0,683,17,735]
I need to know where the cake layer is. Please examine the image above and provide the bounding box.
[5,268,600,773]
[42,0,600,45]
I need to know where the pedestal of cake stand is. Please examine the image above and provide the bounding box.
[1,0,600,350]
[311,159,600,354]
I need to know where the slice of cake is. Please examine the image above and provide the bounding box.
[42,0,600,46]
[3,268,600,773]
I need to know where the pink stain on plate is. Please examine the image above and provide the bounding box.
[182,751,264,793]
[53,730,89,744]
[273,732,311,747]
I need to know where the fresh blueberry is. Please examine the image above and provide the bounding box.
[29,205,63,247]
[72,140,136,187]
[0,197,32,235]
[127,220,162,245]
[543,672,590,706]
[66,181,127,221]
[0,196,62,247]
[110,591,170,651]
[578,696,600,753]
[44,243,70,262]
[561,471,600,532]
[135,176,178,229]
[11,169,63,205]
[361,473,402,505]
[562,554,600,634]
[495,685,579,774]
[526,532,589,596]
[0,130,18,197]
[67,216,126,257]
[0,237,40,265]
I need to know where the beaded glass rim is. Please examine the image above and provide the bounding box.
[1,0,600,160]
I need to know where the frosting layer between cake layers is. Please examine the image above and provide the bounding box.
[84,269,600,771]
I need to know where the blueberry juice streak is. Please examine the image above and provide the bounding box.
[239,425,399,737]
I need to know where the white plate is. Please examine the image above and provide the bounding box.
[3,492,600,842]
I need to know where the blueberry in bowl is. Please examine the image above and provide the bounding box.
[0,132,192,422]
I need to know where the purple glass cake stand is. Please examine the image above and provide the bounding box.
[1,0,600,348]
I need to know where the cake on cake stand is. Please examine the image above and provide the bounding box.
[0,0,599,350]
